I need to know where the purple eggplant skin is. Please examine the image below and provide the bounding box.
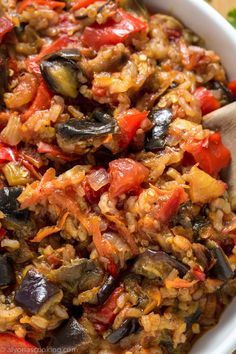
[14,270,60,314]
[97,275,117,305]
[145,109,173,151]
[0,187,29,221]
[132,249,189,280]
[107,318,140,344]
[0,255,15,288]
[210,245,234,281]
[51,317,91,353]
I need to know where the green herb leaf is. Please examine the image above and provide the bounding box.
[227,9,236,29]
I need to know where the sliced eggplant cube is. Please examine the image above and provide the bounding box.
[0,187,29,221]
[107,318,140,344]
[14,270,61,314]
[210,246,234,281]
[97,275,117,305]
[0,255,15,288]
[132,249,189,280]
[145,109,173,150]
[51,317,91,353]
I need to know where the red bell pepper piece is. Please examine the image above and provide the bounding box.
[194,86,221,115]
[184,132,231,176]
[81,9,147,50]
[228,80,236,98]
[0,143,17,163]
[118,109,148,147]
[192,266,206,282]
[21,80,53,122]
[72,0,98,11]
[156,186,188,224]
[18,0,65,13]
[0,334,39,353]
[109,158,149,198]
[27,35,72,74]
[87,286,123,332]
[0,17,14,43]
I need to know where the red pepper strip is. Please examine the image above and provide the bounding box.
[0,17,14,43]
[228,80,236,98]
[88,286,123,332]
[118,109,148,147]
[21,159,42,180]
[0,334,39,353]
[156,186,188,224]
[21,81,53,122]
[27,35,72,74]
[192,266,206,282]
[184,132,231,176]
[81,9,147,50]
[193,86,221,115]
[0,143,17,163]
[37,142,78,161]
[18,0,65,13]
[72,0,98,11]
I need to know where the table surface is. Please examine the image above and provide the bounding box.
[212,0,236,17]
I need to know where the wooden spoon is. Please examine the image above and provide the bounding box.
[203,101,236,209]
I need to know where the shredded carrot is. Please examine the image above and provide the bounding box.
[31,211,69,242]
[165,278,198,289]
[105,214,138,255]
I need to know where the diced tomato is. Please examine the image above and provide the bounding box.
[156,186,188,224]
[118,109,148,147]
[228,80,236,98]
[21,80,53,122]
[109,158,149,198]
[0,334,39,353]
[0,17,14,43]
[87,286,123,332]
[81,9,147,50]
[18,0,65,13]
[184,132,231,176]
[192,266,206,282]
[194,86,221,115]
[37,142,77,161]
[0,143,17,163]
[72,0,98,11]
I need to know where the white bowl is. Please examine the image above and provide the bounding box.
[143,1,236,353]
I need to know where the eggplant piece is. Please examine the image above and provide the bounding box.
[50,258,103,294]
[14,270,61,314]
[40,49,83,98]
[107,318,140,344]
[97,275,117,305]
[0,187,29,221]
[132,249,189,280]
[56,117,115,140]
[207,242,234,281]
[185,308,202,329]
[145,109,173,151]
[51,317,91,353]
[0,255,15,288]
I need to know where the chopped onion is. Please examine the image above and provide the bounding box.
[0,114,22,146]
[87,168,110,191]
